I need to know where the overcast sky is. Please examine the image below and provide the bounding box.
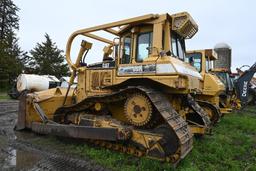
[14,0,256,71]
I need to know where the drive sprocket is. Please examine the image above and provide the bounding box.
[124,93,152,127]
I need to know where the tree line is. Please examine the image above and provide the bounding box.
[0,0,69,90]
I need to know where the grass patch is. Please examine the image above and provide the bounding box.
[0,91,10,100]
[179,106,256,171]
[26,106,256,171]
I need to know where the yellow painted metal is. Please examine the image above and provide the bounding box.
[189,126,206,135]
[108,100,127,122]
[83,33,114,45]
[186,49,225,107]
[25,88,74,128]
[124,93,152,126]
[220,108,232,114]
[94,103,102,111]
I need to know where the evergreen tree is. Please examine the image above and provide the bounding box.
[0,0,23,89]
[3,32,24,82]
[29,33,69,78]
[0,0,19,39]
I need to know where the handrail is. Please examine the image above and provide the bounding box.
[65,14,159,71]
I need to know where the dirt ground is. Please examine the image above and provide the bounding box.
[0,100,109,171]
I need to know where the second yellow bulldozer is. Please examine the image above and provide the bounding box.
[186,48,256,114]
[186,49,225,122]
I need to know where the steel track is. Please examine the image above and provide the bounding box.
[196,100,222,125]
[54,86,193,164]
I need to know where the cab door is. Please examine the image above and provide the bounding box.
[117,28,155,76]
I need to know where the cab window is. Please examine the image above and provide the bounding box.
[121,36,131,64]
[186,53,202,72]
[171,32,186,60]
[136,32,153,62]
[205,56,214,72]
[171,36,178,57]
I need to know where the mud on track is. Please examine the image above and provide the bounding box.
[0,100,110,171]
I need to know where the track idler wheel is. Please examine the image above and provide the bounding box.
[197,101,221,126]
[153,124,179,156]
[203,106,220,125]
[124,93,152,127]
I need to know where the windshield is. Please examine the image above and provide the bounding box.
[171,32,186,60]
[185,53,202,72]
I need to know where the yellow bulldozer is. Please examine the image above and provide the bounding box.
[186,48,256,113]
[16,12,214,164]
[186,49,225,119]
[186,49,237,114]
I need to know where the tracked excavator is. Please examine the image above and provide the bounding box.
[16,12,212,164]
[186,49,225,121]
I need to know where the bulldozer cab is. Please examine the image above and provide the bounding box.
[119,25,186,65]
[186,49,217,74]
[185,49,225,98]
[117,19,190,75]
